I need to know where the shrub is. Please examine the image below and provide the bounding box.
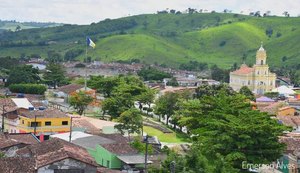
[276,32,282,38]
[219,40,226,47]
[130,137,153,154]
[9,84,47,95]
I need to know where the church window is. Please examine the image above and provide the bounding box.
[257,71,259,75]
[261,60,263,65]
[248,80,250,85]
[265,71,267,75]
[270,81,273,85]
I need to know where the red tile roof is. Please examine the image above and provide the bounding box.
[0,157,35,173]
[0,98,18,114]
[19,108,68,119]
[58,84,84,94]
[231,64,254,75]
[277,116,300,127]
[101,143,138,155]
[279,136,300,154]
[0,133,39,150]
[17,138,97,168]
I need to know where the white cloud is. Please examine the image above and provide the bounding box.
[0,0,299,24]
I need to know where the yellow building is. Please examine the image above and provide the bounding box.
[230,44,276,95]
[277,106,295,116]
[18,108,70,140]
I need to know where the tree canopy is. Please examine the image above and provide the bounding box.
[137,67,171,81]
[114,108,143,140]
[239,86,254,101]
[171,93,290,172]
[69,90,93,115]
[43,63,67,88]
[7,65,40,85]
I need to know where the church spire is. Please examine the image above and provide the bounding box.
[259,41,265,51]
[256,42,267,65]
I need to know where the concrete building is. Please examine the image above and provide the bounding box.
[230,44,276,95]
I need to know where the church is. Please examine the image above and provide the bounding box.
[229,44,276,95]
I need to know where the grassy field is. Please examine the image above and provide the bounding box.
[1,13,300,69]
[143,126,190,143]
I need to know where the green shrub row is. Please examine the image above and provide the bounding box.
[9,84,47,95]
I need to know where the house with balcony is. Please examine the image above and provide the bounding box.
[17,108,70,140]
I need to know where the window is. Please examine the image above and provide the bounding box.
[22,120,24,124]
[45,121,51,126]
[261,60,263,65]
[30,122,38,127]
[107,160,110,167]
[62,121,68,125]
[257,71,260,75]
[248,80,250,85]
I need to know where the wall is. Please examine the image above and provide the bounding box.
[88,145,122,169]
[37,158,97,173]
[278,108,295,116]
[18,116,70,134]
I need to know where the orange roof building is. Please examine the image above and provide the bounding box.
[229,44,276,95]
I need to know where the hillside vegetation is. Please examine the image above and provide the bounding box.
[1,13,300,69]
[0,20,62,32]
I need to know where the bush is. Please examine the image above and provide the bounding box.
[130,137,153,154]
[9,84,47,95]
[219,40,226,47]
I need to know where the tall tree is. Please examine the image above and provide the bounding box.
[69,91,93,115]
[101,75,148,119]
[43,63,66,89]
[88,75,120,97]
[154,92,180,125]
[114,108,143,141]
[177,93,290,171]
[136,88,156,115]
[7,65,40,85]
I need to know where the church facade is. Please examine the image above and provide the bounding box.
[229,45,276,95]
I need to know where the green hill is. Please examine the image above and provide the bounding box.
[1,13,300,69]
[0,20,63,32]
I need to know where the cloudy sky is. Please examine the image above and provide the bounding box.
[1,0,300,24]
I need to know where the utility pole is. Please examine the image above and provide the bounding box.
[34,115,37,135]
[69,117,73,142]
[69,116,79,142]
[144,135,149,173]
[1,105,5,132]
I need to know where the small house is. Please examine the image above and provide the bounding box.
[0,138,99,173]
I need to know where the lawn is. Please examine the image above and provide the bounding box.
[143,126,190,143]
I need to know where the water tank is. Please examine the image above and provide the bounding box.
[28,107,34,111]
[17,93,25,98]
[38,106,46,110]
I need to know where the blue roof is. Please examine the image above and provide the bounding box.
[256,96,275,102]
